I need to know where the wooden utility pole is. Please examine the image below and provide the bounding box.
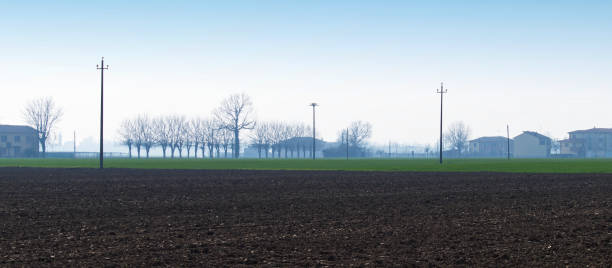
[507,125,511,160]
[310,103,318,160]
[346,128,349,160]
[97,57,109,169]
[437,82,447,164]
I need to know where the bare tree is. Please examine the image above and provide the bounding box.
[190,118,203,158]
[445,121,471,156]
[118,119,135,158]
[281,123,293,158]
[202,119,218,159]
[251,122,269,159]
[174,116,187,158]
[268,122,284,158]
[214,93,256,158]
[22,97,63,157]
[136,115,155,158]
[133,119,143,159]
[293,123,306,158]
[347,121,372,148]
[183,126,193,159]
[263,124,275,159]
[218,128,232,158]
[154,116,172,158]
[196,119,209,159]
[167,115,187,158]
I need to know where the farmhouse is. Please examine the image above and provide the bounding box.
[513,131,551,158]
[560,128,612,158]
[0,125,39,158]
[468,136,513,158]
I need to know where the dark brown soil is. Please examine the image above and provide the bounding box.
[0,168,611,266]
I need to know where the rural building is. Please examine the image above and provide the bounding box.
[468,136,513,158]
[560,128,612,158]
[513,131,551,158]
[0,125,39,158]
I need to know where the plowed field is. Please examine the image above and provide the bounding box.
[1,168,611,266]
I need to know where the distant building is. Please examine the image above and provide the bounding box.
[0,125,39,158]
[469,136,513,158]
[561,128,612,158]
[513,131,551,158]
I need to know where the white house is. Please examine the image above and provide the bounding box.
[513,131,551,158]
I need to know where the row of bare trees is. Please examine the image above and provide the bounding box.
[118,117,318,159]
[118,115,234,159]
[250,122,315,159]
[117,93,257,159]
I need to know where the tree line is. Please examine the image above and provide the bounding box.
[118,117,321,159]
[117,93,324,159]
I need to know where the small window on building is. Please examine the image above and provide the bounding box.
[1,136,6,142]
[14,136,21,142]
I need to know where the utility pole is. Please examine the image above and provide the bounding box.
[507,125,511,160]
[309,103,318,160]
[97,57,109,169]
[346,128,349,160]
[437,82,447,164]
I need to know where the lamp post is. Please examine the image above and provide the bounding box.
[309,103,318,160]
[97,57,109,169]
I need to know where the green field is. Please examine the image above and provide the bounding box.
[0,158,611,173]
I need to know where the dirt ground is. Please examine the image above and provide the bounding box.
[0,168,611,267]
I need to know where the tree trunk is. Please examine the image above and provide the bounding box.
[194,143,199,158]
[41,139,47,158]
[146,147,150,158]
[128,145,132,158]
[137,145,141,159]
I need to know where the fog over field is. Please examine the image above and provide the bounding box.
[1,1,611,151]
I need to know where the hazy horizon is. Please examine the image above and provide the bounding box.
[2,1,611,150]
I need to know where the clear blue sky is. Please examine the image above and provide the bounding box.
[1,1,611,149]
